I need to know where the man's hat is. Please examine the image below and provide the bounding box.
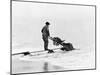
[45,22,50,25]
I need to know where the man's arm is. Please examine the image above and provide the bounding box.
[41,26,45,33]
[48,30,50,37]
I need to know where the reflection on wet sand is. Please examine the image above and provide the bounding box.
[43,62,48,72]
[43,62,65,72]
[12,57,65,74]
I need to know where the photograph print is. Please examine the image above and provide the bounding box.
[11,0,96,74]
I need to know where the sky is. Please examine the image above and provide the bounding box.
[12,1,95,50]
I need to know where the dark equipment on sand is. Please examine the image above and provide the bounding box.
[12,51,32,56]
[49,37,75,51]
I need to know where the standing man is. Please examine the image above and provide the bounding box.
[41,22,50,51]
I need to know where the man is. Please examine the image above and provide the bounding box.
[41,22,50,51]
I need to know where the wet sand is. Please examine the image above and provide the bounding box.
[12,47,95,74]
